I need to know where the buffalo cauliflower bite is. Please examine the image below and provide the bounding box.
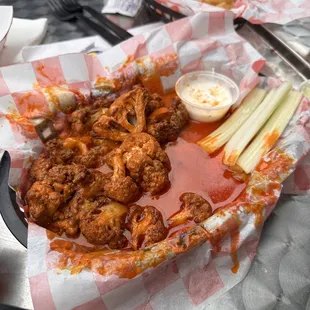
[30,153,53,181]
[69,107,109,136]
[104,149,140,203]
[109,86,147,133]
[46,138,74,164]
[81,170,108,199]
[112,133,171,195]
[92,86,165,142]
[145,92,164,115]
[120,132,171,170]
[49,192,113,238]
[127,205,167,250]
[92,115,130,142]
[46,136,112,168]
[73,146,107,168]
[48,217,80,237]
[69,107,91,135]
[79,202,128,248]
[27,164,91,227]
[47,164,89,185]
[26,181,64,226]
[168,193,212,228]
[91,95,112,109]
[46,164,90,201]
[147,97,189,144]
[139,160,170,195]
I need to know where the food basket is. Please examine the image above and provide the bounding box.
[0,11,310,310]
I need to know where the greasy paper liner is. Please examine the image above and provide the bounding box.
[155,0,310,24]
[0,12,309,310]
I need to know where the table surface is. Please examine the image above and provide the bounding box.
[0,1,310,310]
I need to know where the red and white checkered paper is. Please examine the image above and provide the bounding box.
[155,0,310,24]
[1,12,310,310]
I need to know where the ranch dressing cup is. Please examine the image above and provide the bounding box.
[176,71,240,122]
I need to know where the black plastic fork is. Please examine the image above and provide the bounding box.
[0,151,28,248]
[48,0,123,45]
[60,0,133,41]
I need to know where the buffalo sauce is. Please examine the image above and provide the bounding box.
[136,93,246,224]
[137,138,246,217]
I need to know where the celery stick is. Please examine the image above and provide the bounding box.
[223,81,292,166]
[198,88,267,153]
[238,90,303,173]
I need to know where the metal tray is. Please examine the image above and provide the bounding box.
[248,18,310,81]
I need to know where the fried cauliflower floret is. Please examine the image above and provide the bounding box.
[91,95,112,109]
[47,164,89,185]
[92,115,130,141]
[168,193,212,228]
[145,92,164,115]
[120,132,171,170]
[73,146,106,168]
[69,107,91,135]
[26,181,64,226]
[46,138,74,164]
[108,133,170,195]
[69,107,109,136]
[82,170,108,199]
[104,150,140,203]
[29,153,53,181]
[53,192,83,219]
[118,148,153,180]
[140,160,170,195]
[109,86,147,133]
[147,97,189,144]
[49,217,80,237]
[92,86,165,142]
[127,205,167,250]
[46,136,112,168]
[49,192,113,238]
[46,164,90,200]
[79,202,128,248]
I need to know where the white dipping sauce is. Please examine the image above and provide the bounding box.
[176,71,240,123]
[181,80,232,107]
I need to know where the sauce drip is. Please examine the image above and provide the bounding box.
[230,230,240,274]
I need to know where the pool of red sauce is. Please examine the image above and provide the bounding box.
[136,93,246,231]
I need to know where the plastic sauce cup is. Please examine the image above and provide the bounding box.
[175,71,240,122]
[298,80,310,100]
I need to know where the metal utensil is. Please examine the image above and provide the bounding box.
[60,0,133,41]
[48,0,123,45]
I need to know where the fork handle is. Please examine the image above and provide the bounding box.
[76,13,123,45]
[0,151,28,248]
[83,6,133,40]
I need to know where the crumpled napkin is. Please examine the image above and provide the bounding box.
[102,0,143,17]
